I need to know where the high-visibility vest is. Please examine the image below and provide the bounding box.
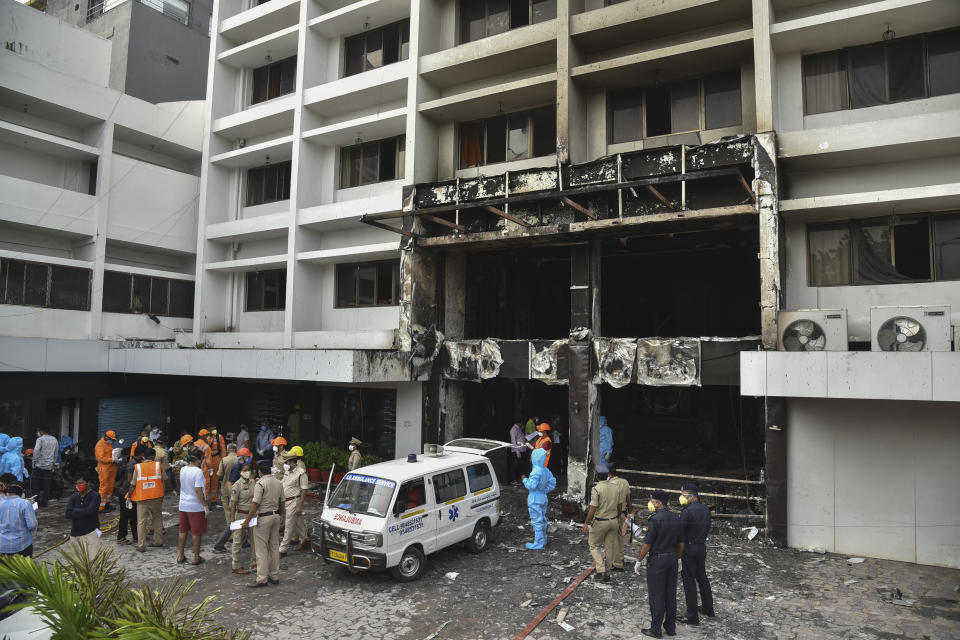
[535,435,552,467]
[130,461,164,501]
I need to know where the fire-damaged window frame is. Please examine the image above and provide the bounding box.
[246,161,292,207]
[335,259,400,308]
[459,0,557,45]
[339,135,406,189]
[608,69,743,144]
[458,105,556,169]
[343,19,410,77]
[250,55,296,105]
[102,271,194,318]
[802,28,960,116]
[245,269,286,312]
[806,212,960,287]
[0,258,91,311]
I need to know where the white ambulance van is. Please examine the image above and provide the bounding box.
[316,443,505,581]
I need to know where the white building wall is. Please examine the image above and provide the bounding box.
[786,398,960,568]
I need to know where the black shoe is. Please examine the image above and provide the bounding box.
[213,546,227,553]
[699,607,716,618]
[665,631,676,637]
[640,630,662,639]
[677,617,699,626]
[247,581,268,588]
[611,566,625,572]
[267,578,279,585]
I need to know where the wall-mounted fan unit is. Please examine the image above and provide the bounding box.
[870,305,952,352]
[777,309,848,352]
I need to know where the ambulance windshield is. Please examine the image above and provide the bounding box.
[328,473,397,517]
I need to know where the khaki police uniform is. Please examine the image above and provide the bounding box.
[217,452,238,524]
[279,465,309,553]
[230,475,256,570]
[610,474,631,568]
[588,479,621,575]
[251,474,284,585]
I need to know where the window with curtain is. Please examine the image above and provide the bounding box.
[246,161,292,207]
[340,136,405,188]
[335,260,399,307]
[458,106,556,168]
[343,19,410,77]
[246,270,286,311]
[459,0,556,44]
[608,70,742,143]
[802,28,960,115]
[0,259,92,311]
[101,271,192,317]
[251,56,296,105]
[807,213,960,286]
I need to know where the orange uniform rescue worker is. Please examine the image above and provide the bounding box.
[204,428,226,507]
[129,447,165,552]
[95,429,119,511]
[529,422,553,468]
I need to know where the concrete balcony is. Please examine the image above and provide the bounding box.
[299,182,402,231]
[209,134,294,168]
[204,253,288,271]
[307,0,408,37]
[417,70,556,121]
[303,61,409,119]
[0,174,97,238]
[740,351,960,402]
[206,212,290,243]
[212,94,296,141]
[219,0,300,46]
[217,24,299,69]
[302,106,406,146]
[296,240,400,263]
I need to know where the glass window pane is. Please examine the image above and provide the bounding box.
[808,227,850,286]
[532,0,556,23]
[102,271,130,313]
[887,37,924,102]
[935,215,960,279]
[893,218,930,280]
[488,0,510,36]
[433,469,466,503]
[336,264,357,307]
[704,70,742,129]
[279,58,296,95]
[169,280,194,318]
[149,278,169,315]
[246,167,262,206]
[510,0,529,29]
[357,264,376,305]
[849,44,886,108]
[467,462,493,492]
[486,116,507,164]
[855,223,911,284]
[400,19,410,60]
[670,80,700,132]
[379,137,397,181]
[927,29,960,97]
[507,113,528,160]
[251,66,268,104]
[532,105,555,157]
[397,136,405,179]
[362,143,379,184]
[281,161,291,199]
[345,35,365,77]
[376,262,395,305]
[341,147,361,188]
[459,122,484,168]
[22,263,46,306]
[803,51,848,114]
[3,260,24,305]
[611,89,642,143]
[461,0,485,43]
[645,86,670,137]
[246,272,264,311]
[49,266,90,311]
[365,30,383,70]
[383,23,400,65]
[132,275,150,313]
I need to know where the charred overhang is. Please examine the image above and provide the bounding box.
[363,137,761,246]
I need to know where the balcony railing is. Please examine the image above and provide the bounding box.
[87,0,189,25]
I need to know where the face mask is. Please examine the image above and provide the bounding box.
[270,467,280,475]
[241,471,251,480]
[648,501,657,512]
[272,445,278,452]
[141,437,149,443]
[348,445,355,451]
[678,495,689,506]
[118,439,125,445]
[283,464,290,472]
[77,484,87,493]
[260,426,266,432]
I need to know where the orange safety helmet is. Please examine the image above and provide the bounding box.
[536,422,552,432]
[197,428,210,437]
[237,447,252,457]
[271,436,287,447]
[180,434,194,447]
[105,430,118,440]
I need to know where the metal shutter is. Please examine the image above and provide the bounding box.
[97,396,167,446]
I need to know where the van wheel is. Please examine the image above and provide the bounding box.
[390,546,425,582]
[466,520,490,554]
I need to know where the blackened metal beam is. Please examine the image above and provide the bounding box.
[645,185,677,210]
[736,172,757,203]
[360,216,417,238]
[486,205,530,227]
[422,214,465,232]
[561,196,597,220]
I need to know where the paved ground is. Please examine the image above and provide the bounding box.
[30,488,960,640]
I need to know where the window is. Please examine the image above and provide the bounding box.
[245,269,286,311]
[609,70,742,143]
[396,478,427,513]
[344,19,410,77]
[339,136,405,188]
[466,463,493,493]
[139,0,191,25]
[101,271,193,317]
[459,106,555,168]
[251,56,296,105]
[433,469,467,504]
[246,161,292,207]
[0,259,91,311]
[459,0,555,44]
[802,29,960,115]
[806,213,960,286]
[336,260,399,308]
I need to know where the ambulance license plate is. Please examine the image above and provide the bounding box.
[329,549,348,562]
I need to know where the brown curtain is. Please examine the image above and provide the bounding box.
[459,123,483,168]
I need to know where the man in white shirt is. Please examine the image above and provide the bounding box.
[32,427,59,508]
[176,451,209,565]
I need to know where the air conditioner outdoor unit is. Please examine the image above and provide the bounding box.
[870,305,952,352]
[777,309,848,352]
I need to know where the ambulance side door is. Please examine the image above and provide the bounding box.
[431,468,468,549]
[386,477,436,556]
[466,461,499,523]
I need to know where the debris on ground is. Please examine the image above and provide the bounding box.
[846,557,866,564]
[420,620,451,640]
[742,526,759,540]
[877,586,917,607]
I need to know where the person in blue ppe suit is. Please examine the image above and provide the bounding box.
[521,447,556,550]
[0,434,9,457]
[0,436,29,482]
[597,416,614,464]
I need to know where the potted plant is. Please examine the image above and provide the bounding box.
[302,442,325,482]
